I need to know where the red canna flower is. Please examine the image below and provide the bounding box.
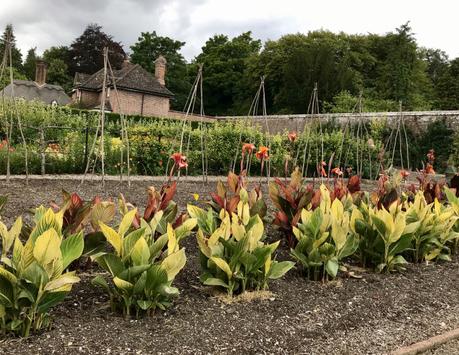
[400,170,410,179]
[171,152,188,169]
[256,146,269,160]
[427,149,435,164]
[241,143,255,157]
[288,131,298,143]
[319,161,327,177]
[331,167,343,176]
[424,163,435,175]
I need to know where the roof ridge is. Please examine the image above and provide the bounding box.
[113,63,140,84]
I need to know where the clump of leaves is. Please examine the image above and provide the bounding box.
[50,190,116,258]
[188,189,294,297]
[291,185,359,281]
[92,209,196,317]
[119,181,186,237]
[269,168,316,246]
[0,209,84,336]
[404,191,458,262]
[351,202,417,272]
[209,171,267,219]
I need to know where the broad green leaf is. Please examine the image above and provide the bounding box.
[118,208,137,237]
[99,222,122,256]
[60,232,84,269]
[161,248,186,281]
[130,237,150,266]
[44,272,80,292]
[33,229,62,267]
[113,277,134,291]
[268,261,295,279]
[210,257,233,280]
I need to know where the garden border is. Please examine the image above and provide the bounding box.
[389,327,459,354]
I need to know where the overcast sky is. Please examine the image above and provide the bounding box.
[1,0,458,61]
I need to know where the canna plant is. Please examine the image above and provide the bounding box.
[291,185,358,281]
[352,202,416,272]
[188,188,294,297]
[119,182,186,237]
[0,208,84,336]
[269,167,317,246]
[91,209,196,317]
[209,171,267,219]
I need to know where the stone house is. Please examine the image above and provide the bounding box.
[0,60,71,105]
[72,56,173,117]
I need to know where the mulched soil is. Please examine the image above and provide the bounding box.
[1,177,458,355]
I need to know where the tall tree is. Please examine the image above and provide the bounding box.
[23,47,38,80]
[193,32,261,115]
[43,46,73,91]
[130,31,189,110]
[0,24,23,71]
[247,31,374,113]
[368,23,432,109]
[435,58,459,109]
[69,24,125,75]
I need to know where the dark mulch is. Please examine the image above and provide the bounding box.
[0,178,458,355]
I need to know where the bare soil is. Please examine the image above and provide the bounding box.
[0,177,458,355]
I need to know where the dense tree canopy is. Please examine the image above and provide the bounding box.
[0,22,458,113]
[130,31,189,110]
[68,24,126,75]
[193,32,261,115]
[0,24,23,71]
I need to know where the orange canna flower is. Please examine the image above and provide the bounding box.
[256,146,269,160]
[288,131,298,143]
[241,143,255,156]
[331,167,343,176]
[400,170,410,179]
[319,161,327,177]
[424,163,435,175]
[171,152,188,169]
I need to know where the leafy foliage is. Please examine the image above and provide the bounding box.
[291,185,358,280]
[92,209,196,317]
[209,172,267,219]
[0,209,83,336]
[188,189,294,296]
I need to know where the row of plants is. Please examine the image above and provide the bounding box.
[1,100,457,177]
[1,147,459,338]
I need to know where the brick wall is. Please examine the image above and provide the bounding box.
[72,90,100,108]
[108,90,169,117]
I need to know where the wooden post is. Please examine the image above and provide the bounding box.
[40,128,45,175]
[100,47,108,188]
[83,125,89,173]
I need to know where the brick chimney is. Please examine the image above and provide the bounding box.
[154,55,167,86]
[35,60,48,86]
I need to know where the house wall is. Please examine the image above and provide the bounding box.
[72,90,100,108]
[108,90,170,117]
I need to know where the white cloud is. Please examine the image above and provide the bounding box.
[1,0,458,60]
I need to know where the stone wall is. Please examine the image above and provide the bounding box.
[217,111,459,134]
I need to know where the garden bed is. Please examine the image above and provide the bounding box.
[1,177,459,354]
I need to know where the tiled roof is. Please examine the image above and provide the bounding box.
[76,63,173,98]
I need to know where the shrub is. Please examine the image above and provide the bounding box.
[291,185,358,281]
[188,189,294,297]
[91,209,196,317]
[0,209,84,336]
